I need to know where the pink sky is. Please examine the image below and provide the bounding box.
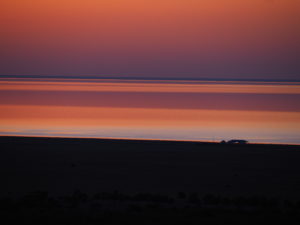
[0,0,299,79]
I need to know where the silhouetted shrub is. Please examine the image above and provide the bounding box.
[177,192,186,199]
[20,191,49,208]
[203,194,221,205]
[188,193,200,204]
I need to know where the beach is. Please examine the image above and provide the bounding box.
[1,136,300,224]
[1,136,300,198]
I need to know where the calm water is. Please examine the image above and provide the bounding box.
[0,78,300,144]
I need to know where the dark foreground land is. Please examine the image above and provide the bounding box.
[1,136,300,224]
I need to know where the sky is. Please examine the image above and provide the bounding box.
[0,0,299,80]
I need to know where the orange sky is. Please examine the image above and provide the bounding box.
[0,0,299,79]
[0,1,299,142]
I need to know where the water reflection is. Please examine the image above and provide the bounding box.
[0,79,299,144]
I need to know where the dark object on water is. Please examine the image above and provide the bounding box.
[227,140,248,144]
[220,139,248,144]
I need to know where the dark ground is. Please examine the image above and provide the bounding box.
[0,136,300,224]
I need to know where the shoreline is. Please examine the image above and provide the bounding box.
[1,135,299,147]
[1,135,300,224]
[1,135,300,197]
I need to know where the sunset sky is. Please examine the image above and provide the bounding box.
[0,1,300,143]
[0,0,299,80]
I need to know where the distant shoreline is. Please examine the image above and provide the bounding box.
[1,75,300,83]
[1,135,299,147]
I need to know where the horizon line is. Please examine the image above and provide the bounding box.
[1,75,300,83]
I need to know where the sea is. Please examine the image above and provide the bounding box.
[0,77,299,144]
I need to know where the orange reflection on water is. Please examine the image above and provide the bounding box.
[0,105,299,130]
[1,79,300,94]
[0,79,299,144]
